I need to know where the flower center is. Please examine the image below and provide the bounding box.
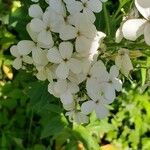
[83,2,87,7]
[63,58,68,62]
[46,26,51,31]
[87,74,91,78]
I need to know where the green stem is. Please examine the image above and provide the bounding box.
[103,3,111,36]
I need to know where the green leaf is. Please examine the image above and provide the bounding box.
[41,114,68,139]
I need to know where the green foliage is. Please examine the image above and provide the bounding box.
[0,0,150,150]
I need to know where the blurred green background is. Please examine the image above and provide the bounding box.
[0,0,150,150]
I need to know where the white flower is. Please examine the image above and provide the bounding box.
[66,110,89,124]
[10,42,33,70]
[115,49,133,77]
[48,0,66,16]
[64,0,104,23]
[36,64,55,82]
[48,79,79,105]
[59,13,97,40]
[28,4,43,19]
[122,0,150,45]
[60,13,106,57]
[86,61,122,103]
[81,97,109,120]
[47,42,82,79]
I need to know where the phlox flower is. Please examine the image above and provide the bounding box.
[115,49,133,77]
[48,79,79,106]
[10,44,33,70]
[28,4,43,19]
[122,0,150,45]
[47,42,82,79]
[64,0,106,23]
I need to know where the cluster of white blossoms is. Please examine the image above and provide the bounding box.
[10,0,125,123]
[117,0,150,46]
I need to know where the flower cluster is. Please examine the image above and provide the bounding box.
[10,0,124,123]
[116,0,150,46]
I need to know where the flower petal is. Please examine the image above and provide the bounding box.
[87,0,102,13]
[122,19,146,41]
[135,0,150,20]
[60,90,74,105]
[83,8,96,23]
[56,62,69,79]
[30,18,45,33]
[22,56,33,64]
[109,65,119,78]
[17,40,34,55]
[59,24,77,40]
[32,47,48,66]
[12,58,22,70]
[81,100,95,115]
[37,30,54,48]
[65,1,83,15]
[95,104,109,119]
[67,58,82,74]
[59,42,73,59]
[102,83,116,103]
[144,23,150,45]
[47,47,62,64]
[112,78,122,92]
[54,79,68,95]
[10,45,20,57]
[28,4,43,18]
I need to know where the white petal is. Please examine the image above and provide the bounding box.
[30,18,45,33]
[36,69,47,81]
[59,24,77,40]
[67,81,79,93]
[86,78,101,100]
[59,42,73,59]
[67,58,82,74]
[12,58,22,70]
[115,27,123,43]
[102,83,116,103]
[66,1,83,15]
[48,82,59,97]
[109,65,119,78]
[32,47,48,66]
[76,36,98,56]
[83,9,96,23]
[28,4,43,18]
[75,13,97,38]
[90,60,109,82]
[54,79,68,95]
[135,0,150,20]
[112,78,122,92]
[56,62,69,79]
[10,45,20,57]
[47,47,62,64]
[122,19,146,41]
[60,90,73,105]
[22,56,33,64]
[48,0,66,16]
[63,101,75,111]
[115,52,133,77]
[81,100,95,115]
[42,10,64,33]
[17,40,34,55]
[95,104,109,119]
[26,23,38,42]
[74,112,89,124]
[37,30,54,48]
[144,23,150,45]
[87,0,102,13]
